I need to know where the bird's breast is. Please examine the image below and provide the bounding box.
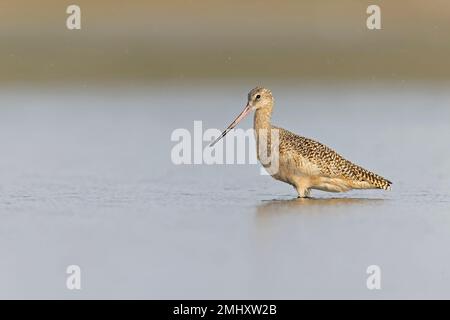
[261,151,322,186]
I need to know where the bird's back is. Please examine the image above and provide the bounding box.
[275,126,392,190]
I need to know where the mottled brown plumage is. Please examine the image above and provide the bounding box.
[276,127,392,191]
[211,87,392,198]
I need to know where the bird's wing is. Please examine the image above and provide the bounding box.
[277,127,392,190]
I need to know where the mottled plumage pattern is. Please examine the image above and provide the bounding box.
[277,126,392,190]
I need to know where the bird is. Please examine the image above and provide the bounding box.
[209,87,392,198]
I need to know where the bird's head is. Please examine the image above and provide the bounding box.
[247,87,274,111]
[209,87,273,147]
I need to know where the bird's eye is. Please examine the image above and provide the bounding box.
[255,94,261,100]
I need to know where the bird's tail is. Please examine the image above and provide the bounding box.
[362,169,392,190]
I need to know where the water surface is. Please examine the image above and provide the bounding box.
[0,84,449,299]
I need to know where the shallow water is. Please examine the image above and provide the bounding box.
[0,83,449,299]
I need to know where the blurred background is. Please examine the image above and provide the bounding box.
[1,0,450,84]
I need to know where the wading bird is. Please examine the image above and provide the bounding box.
[210,87,391,198]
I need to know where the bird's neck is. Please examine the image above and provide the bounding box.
[253,106,272,132]
[253,106,273,159]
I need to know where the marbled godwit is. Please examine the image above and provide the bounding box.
[210,87,392,198]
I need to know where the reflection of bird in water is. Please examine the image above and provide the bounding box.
[256,197,385,214]
[210,87,392,198]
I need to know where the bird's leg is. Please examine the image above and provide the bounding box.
[293,179,311,198]
[296,187,311,198]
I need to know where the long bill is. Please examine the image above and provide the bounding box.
[209,103,252,147]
